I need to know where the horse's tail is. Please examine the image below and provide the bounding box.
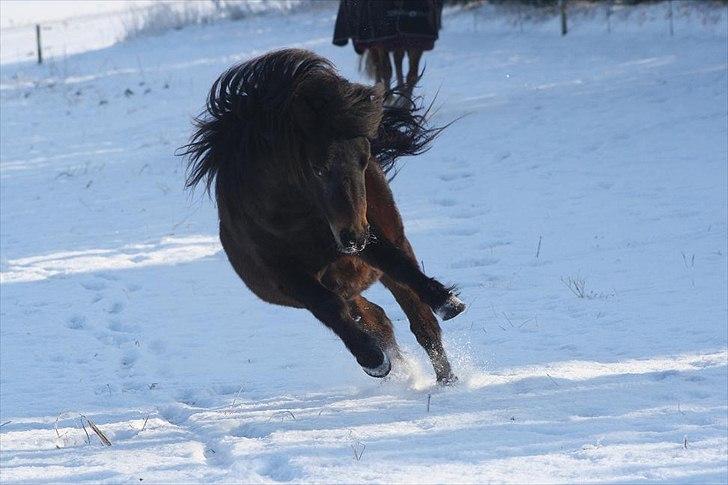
[371,88,446,178]
[358,48,378,82]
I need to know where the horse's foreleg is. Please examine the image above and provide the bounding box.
[280,269,391,377]
[360,230,465,321]
[362,163,461,382]
[363,163,465,320]
[349,296,400,360]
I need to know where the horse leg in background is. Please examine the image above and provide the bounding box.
[393,48,405,90]
[348,295,401,362]
[381,275,455,384]
[405,48,423,98]
[367,46,392,91]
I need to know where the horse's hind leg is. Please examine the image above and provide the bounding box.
[348,296,401,361]
[381,275,455,384]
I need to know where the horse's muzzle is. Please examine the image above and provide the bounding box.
[337,227,369,255]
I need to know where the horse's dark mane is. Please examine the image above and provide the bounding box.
[178,48,441,201]
[179,48,331,196]
[374,90,444,177]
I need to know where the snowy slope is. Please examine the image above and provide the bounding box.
[1,2,727,483]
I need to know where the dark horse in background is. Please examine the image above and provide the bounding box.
[333,0,444,102]
[181,49,464,384]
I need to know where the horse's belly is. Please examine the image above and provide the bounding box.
[220,222,305,308]
[221,220,379,306]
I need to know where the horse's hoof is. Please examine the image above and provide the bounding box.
[437,373,459,386]
[435,294,466,321]
[362,351,391,378]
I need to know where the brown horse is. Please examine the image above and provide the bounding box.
[180,49,464,384]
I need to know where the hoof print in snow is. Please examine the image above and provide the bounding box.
[106,302,125,315]
[66,316,86,330]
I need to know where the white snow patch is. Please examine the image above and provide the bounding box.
[0,236,221,283]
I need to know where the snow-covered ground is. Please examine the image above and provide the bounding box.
[1,2,727,483]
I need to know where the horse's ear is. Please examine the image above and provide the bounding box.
[354,83,385,138]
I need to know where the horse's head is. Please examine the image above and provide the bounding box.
[311,136,372,254]
[292,75,384,254]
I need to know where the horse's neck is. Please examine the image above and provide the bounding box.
[244,174,317,223]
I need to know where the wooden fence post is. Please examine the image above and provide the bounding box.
[36,24,42,64]
[606,0,612,33]
[559,0,567,36]
[518,3,523,33]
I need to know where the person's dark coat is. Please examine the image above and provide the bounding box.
[333,0,443,53]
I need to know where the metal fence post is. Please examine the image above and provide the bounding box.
[559,0,568,36]
[36,24,42,64]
